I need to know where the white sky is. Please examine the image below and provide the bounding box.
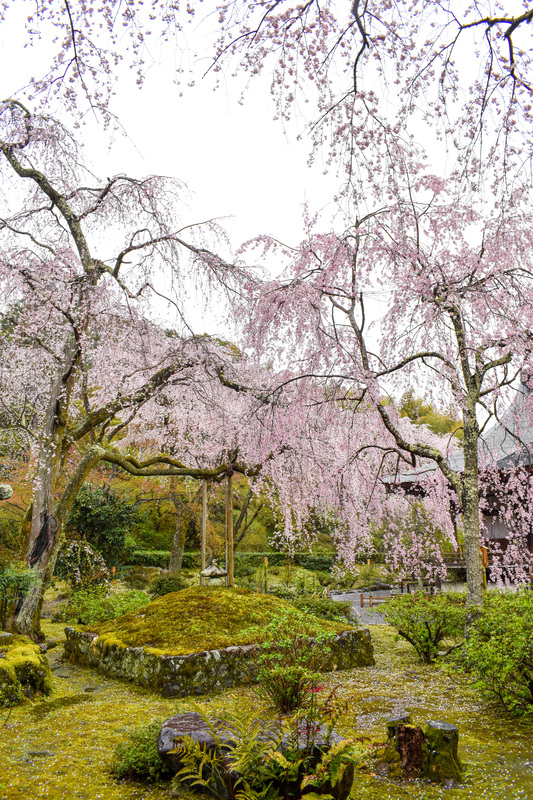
[0,3,348,333]
[1,3,339,243]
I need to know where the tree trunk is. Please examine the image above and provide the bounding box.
[462,402,485,610]
[12,444,104,639]
[169,507,188,573]
[169,477,189,574]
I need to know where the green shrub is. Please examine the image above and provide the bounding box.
[461,590,533,716]
[290,595,352,623]
[149,572,188,598]
[247,609,336,714]
[382,592,466,664]
[314,570,335,587]
[67,484,139,567]
[61,586,149,624]
[331,568,358,590]
[294,553,334,572]
[0,563,36,629]
[255,665,322,715]
[269,585,298,601]
[356,563,384,586]
[233,560,256,579]
[112,719,172,782]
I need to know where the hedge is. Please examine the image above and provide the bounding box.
[126,550,335,572]
[127,551,201,569]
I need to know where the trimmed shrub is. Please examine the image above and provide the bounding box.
[127,550,202,569]
[149,573,188,598]
[382,592,466,663]
[128,550,170,568]
[295,553,335,572]
[290,595,353,623]
[112,719,172,782]
[462,590,533,717]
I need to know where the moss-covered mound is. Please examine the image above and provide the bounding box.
[0,634,53,706]
[87,586,355,655]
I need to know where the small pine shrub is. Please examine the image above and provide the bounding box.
[382,591,466,663]
[149,572,188,598]
[112,719,172,782]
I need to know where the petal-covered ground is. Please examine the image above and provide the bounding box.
[0,621,532,800]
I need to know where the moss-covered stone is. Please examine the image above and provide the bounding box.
[0,635,53,706]
[64,587,374,696]
[422,720,463,783]
[378,715,463,785]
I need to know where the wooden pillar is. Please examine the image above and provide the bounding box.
[201,480,207,587]
[225,473,234,587]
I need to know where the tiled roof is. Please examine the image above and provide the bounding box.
[387,377,533,485]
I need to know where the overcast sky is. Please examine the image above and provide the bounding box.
[1,4,351,333]
[1,3,340,245]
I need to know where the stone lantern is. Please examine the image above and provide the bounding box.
[200,559,228,586]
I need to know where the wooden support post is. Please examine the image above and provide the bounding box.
[201,480,207,587]
[226,473,234,587]
[481,545,488,590]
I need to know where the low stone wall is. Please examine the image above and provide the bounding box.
[64,627,374,698]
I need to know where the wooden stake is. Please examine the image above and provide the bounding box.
[201,480,207,587]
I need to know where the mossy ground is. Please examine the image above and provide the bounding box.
[0,621,532,800]
[87,586,353,655]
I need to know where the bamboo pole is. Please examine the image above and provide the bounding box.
[201,479,207,586]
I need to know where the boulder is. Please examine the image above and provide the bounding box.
[423,721,463,783]
[0,637,53,705]
[161,712,353,800]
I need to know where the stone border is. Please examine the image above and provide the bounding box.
[64,627,374,698]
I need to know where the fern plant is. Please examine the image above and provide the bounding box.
[170,711,282,800]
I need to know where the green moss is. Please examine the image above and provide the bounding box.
[2,621,533,799]
[0,635,52,705]
[86,586,354,655]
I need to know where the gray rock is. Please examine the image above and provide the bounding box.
[161,712,352,800]
[158,712,233,774]
[53,669,73,678]
[0,484,13,500]
[0,632,14,646]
